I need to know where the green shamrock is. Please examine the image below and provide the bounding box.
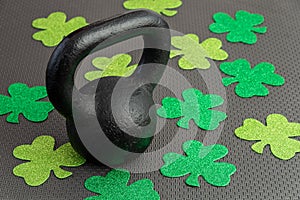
[123,0,182,17]
[84,54,138,81]
[0,83,54,123]
[84,169,160,200]
[160,140,236,187]
[32,11,88,47]
[209,10,267,44]
[235,114,300,160]
[156,88,227,130]
[170,34,228,70]
[13,135,86,186]
[220,59,285,98]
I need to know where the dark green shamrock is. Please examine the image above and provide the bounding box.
[156,88,227,130]
[235,114,300,160]
[13,135,86,186]
[170,34,228,70]
[84,169,160,200]
[220,59,285,98]
[209,10,267,44]
[0,83,54,123]
[123,0,182,17]
[160,140,236,187]
[32,11,88,47]
[84,54,138,81]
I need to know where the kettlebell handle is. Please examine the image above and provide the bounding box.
[46,10,170,118]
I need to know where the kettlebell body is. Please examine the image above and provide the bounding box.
[46,10,170,165]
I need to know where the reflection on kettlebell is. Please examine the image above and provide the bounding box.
[46,10,170,166]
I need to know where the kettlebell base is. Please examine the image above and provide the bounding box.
[66,117,151,167]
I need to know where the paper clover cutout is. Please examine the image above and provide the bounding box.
[84,54,138,81]
[123,0,182,17]
[157,88,227,130]
[170,34,228,70]
[235,114,300,160]
[209,10,267,44]
[0,83,54,123]
[84,169,160,200]
[160,140,236,187]
[220,59,285,98]
[13,135,86,186]
[32,11,88,47]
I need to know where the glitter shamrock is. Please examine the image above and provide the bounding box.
[170,34,228,70]
[0,83,54,123]
[160,140,236,187]
[220,59,285,98]
[209,10,267,44]
[156,88,227,130]
[13,135,86,186]
[84,169,160,200]
[235,114,300,160]
[84,54,138,81]
[32,11,88,47]
[123,0,182,17]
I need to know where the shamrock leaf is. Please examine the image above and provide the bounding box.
[0,83,54,123]
[209,10,267,44]
[235,114,300,160]
[13,135,86,186]
[156,88,227,130]
[84,169,160,200]
[220,59,285,98]
[32,11,88,47]
[123,0,182,17]
[170,34,228,70]
[160,140,236,187]
[84,54,138,81]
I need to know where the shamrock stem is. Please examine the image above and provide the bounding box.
[7,112,20,123]
[251,141,266,154]
[170,50,182,58]
[252,27,267,34]
[185,173,200,187]
[53,167,72,179]
[162,9,178,17]
[177,117,190,129]
[222,77,238,86]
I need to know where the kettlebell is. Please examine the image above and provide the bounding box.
[46,10,170,166]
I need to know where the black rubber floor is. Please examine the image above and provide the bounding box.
[0,0,299,199]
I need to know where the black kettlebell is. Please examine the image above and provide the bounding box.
[46,10,170,166]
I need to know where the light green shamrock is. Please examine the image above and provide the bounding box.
[32,11,88,47]
[170,34,228,70]
[123,0,182,17]
[84,169,160,200]
[156,88,227,130]
[13,135,86,186]
[235,114,300,160]
[160,140,236,187]
[209,10,267,44]
[84,54,138,81]
[0,83,54,123]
